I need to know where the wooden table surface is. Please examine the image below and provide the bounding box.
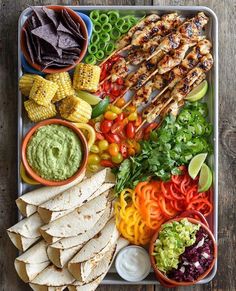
[0,0,235,290]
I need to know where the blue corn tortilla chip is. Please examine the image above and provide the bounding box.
[31,23,58,47]
[31,7,50,26]
[58,31,80,49]
[40,39,62,58]
[57,22,74,35]
[61,9,85,41]
[42,6,59,27]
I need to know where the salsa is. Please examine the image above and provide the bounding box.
[27,124,83,181]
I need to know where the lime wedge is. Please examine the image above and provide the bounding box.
[185,80,208,102]
[198,163,213,192]
[76,90,101,105]
[188,153,208,179]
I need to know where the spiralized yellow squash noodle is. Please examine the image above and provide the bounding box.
[114,188,153,245]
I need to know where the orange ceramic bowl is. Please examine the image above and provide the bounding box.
[21,119,88,186]
[21,5,88,73]
[149,210,217,287]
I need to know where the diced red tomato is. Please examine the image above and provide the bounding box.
[100,120,113,134]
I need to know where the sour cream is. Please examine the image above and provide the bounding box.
[115,246,151,282]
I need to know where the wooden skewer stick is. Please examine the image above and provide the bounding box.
[112,87,130,105]
[99,45,133,67]
[121,99,133,110]
[146,49,162,61]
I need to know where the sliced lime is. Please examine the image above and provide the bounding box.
[198,163,213,192]
[185,80,208,102]
[76,90,101,105]
[91,96,110,118]
[188,153,208,179]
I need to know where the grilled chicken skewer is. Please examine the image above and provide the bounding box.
[136,53,213,131]
[99,14,164,67]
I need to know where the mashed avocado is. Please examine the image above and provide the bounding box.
[153,218,200,273]
[27,124,83,181]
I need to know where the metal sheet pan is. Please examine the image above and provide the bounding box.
[17,5,218,285]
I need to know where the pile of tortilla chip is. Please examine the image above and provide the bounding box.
[22,7,86,70]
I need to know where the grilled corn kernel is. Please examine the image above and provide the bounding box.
[59,95,92,123]
[73,63,101,92]
[24,100,57,122]
[19,74,37,96]
[46,72,74,103]
[29,75,58,107]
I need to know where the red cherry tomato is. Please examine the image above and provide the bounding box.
[116,77,124,85]
[134,115,142,127]
[103,80,111,93]
[96,132,105,140]
[100,160,115,168]
[120,142,128,158]
[100,120,113,134]
[111,121,124,135]
[126,122,135,139]
[144,122,158,135]
[116,113,124,122]
[134,128,144,141]
[104,133,120,144]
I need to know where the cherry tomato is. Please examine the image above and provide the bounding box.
[126,122,135,139]
[98,139,109,151]
[100,119,113,133]
[100,160,115,168]
[109,105,122,115]
[116,113,124,122]
[116,77,124,85]
[103,80,111,93]
[120,143,128,158]
[128,112,138,121]
[88,154,101,165]
[144,122,158,135]
[96,132,105,141]
[134,115,142,127]
[90,144,100,154]
[108,143,120,157]
[111,121,124,135]
[87,164,100,172]
[100,153,111,160]
[104,133,120,144]
[111,83,121,97]
[112,153,123,164]
[104,111,118,120]
[134,128,144,141]
[128,147,136,156]
[115,97,126,108]
[126,105,136,113]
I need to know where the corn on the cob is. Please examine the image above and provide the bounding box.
[19,74,37,96]
[29,75,58,107]
[73,63,101,93]
[59,95,92,123]
[24,100,57,122]
[45,72,75,103]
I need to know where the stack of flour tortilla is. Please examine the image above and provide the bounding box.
[7,168,129,291]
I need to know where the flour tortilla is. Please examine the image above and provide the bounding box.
[7,213,43,251]
[15,261,50,283]
[31,265,75,286]
[68,218,119,281]
[40,192,109,243]
[37,169,115,223]
[68,237,129,290]
[16,172,85,217]
[30,284,66,291]
[47,204,113,268]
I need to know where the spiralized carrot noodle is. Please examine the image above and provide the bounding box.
[114,188,153,245]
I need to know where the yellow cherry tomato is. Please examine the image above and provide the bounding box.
[115,97,126,108]
[100,153,111,160]
[128,147,136,156]
[112,153,123,164]
[90,144,100,154]
[98,139,109,151]
[128,112,138,121]
[104,111,118,120]
[108,143,120,157]
[126,105,136,113]
[88,153,101,165]
[87,164,100,172]
[109,105,122,115]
